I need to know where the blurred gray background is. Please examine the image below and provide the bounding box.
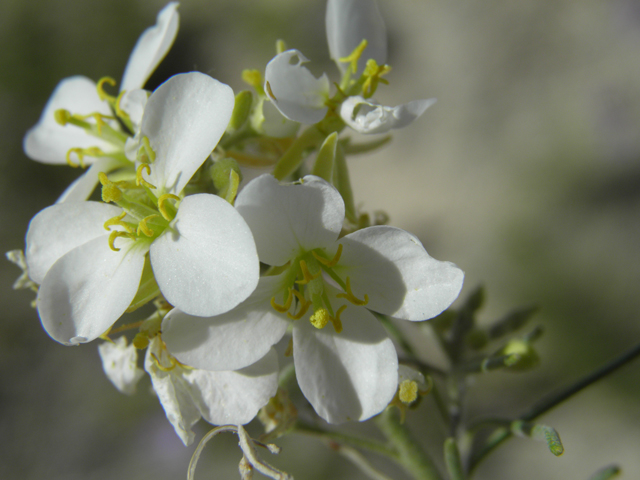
[1,0,639,479]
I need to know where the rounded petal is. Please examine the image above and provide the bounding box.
[326,0,387,75]
[140,72,234,194]
[183,348,279,426]
[340,96,436,134]
[261,99,301,138]
[162,275,289,371]
[150,193,259,317]
[26,201,125,284]
[37,236,146,345]
[24,76,114,165]
[56,157,126,203]
[235,174,345,266]
[118,89,149,128]
[264,50,329,124]
[337,226,464,320]
[120,2,179,92]
[293,303,398,423]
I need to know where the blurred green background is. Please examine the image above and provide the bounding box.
[1,0,639,479]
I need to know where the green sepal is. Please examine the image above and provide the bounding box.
[312,132,338,183]
[444,438,466,480]
[126,256,160,312]
[228,90,253,132]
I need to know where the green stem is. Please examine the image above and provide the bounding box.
[468,341,640,473]
[333,143,357,223]
[272,126,325,180]
[375,408,444,480]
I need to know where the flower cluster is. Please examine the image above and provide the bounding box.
[11,0,463,447]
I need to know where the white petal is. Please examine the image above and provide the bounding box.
[264,50,330,124]
[56,157,126,203]
[26,201,124,284]
[398,364,427,390]
[261,99,301,138]
[145,337,201,446]
[337,226,464,320]
[340,96,436,134]
[163,275,289,371]
[293,303,397,423]
[150,193,259,317]
[120,2,179,92]
[326,0,387,75]
[235,174,344,266]
[183,349,279,426]
[98,336,145,395]
[118,88,149,128]
[37,236,146,345]
[140,72,234,194]
[24,76,114,165]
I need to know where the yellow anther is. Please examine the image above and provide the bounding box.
[114,90,131,121]
[66,146,106,168]
[158,193,180,221]
[312,244,343,268]
[265,81,277,101]
[104,211,133,233]
[339,38,368,75]
[137,215,159,237]
[132,332,150,349]
[330,305,346,333]
[399,380,419,404]
[136,136,156,164]
[108,230,134,252]
[296,260,321,285]
[97,76,117,101]
[288,290,311,320]
[309,307,330,329]
[100,173,123,203]
[271,288,294,313]
[54,108,72,126]
[151,352,177,372]
[362,59,391,98]
[136,164,156,189]
[336,277,369,306]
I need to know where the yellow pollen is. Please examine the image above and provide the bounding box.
[288,290,311,320]
[104,211,133,233]
[136,164,157,189]
[96,76,117,101]
[309,308,330,329]
[312,244,343,267]
[336,277,369,306]
[108,230,134,252]
[158,193,181,221]
[137,214,159,237]
[339,38,368,75]
[54,108,72,126]
[271,288,293,313]
[100,173,123,203]
[399,380,419,404]
[265,81,277,101]
[362,59,391,98]
[296,260,321,285]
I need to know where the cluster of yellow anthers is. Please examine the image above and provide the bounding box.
[337,38,391,99]
[53,77,132,168]
[270,244,369,333]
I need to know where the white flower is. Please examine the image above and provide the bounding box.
[161,174,464,423]
[145,337,279,446]
[340,96,436,135]
[25,72,259,345]
[98,336,145,395]
[23,2,179,202]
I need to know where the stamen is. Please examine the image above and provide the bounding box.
[108,230,135,252]
[136,164,157,189]
[362,59,392,98]
[136,136,157,164]
[271,288,293,313]
[114,90,131,121]
[54,108,72,126]
[330,305,346,334]
[284,338,293,357]
[296,260,321,285]
[338,39,368,75]
[265,81,277,101]
[66,146,105,168]
[312,244,343,267]
[399,379,419,404]
[288,290,311,320]
[137,214,159,237]
[151,352,177,372]
[104,211,133,233]
[97,76,117,101]
[158,193,181,221]
[336,277,369,306]
[309,308,330,329]
[99,172,123,203]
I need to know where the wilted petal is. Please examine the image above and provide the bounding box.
[26,201,124,284]
[150,193,259,317]
[145,337,201,446]
[141,72,234,195]
[98,336,145,395]
[337,226,464,320]
[120,2,179,92]
[264,50,330,124]
[293,302,397,423]
[183,349,279,426]
[56,157,126,203]
[326,0,387,75]
[340,96,436,134]
[24,76,114,165]
[235,174,344,266]
[37,236,146,345]
[162,275,289,371]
